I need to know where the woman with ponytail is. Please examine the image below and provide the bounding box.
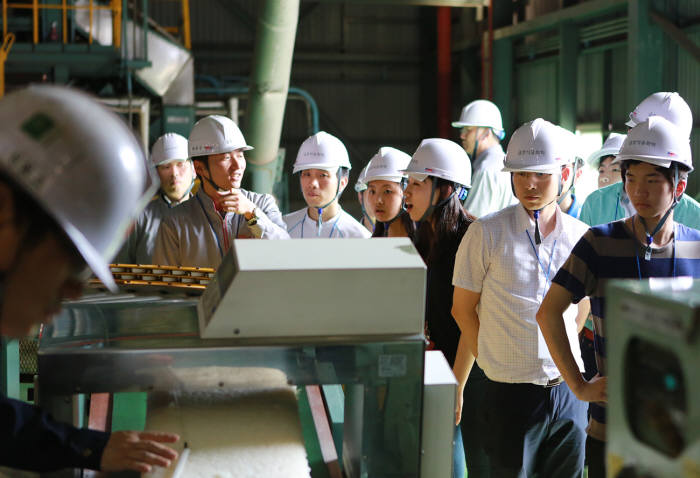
[403,139,489,478]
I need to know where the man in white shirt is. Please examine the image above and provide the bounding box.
[451,118,590,477]
[153,116,288,268]
[284,131,370,238]
[452,99,517,217]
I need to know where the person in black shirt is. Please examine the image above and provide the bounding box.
[403,138,489,478]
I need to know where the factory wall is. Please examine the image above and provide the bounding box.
[150,1,430,213]
[505,0,699,198]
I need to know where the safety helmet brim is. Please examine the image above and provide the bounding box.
[612,154,674,169]
[190,144,254,158]
[293,164,340,174]
[62,221,120,292]
[155,157,191,167]
[451,121,506,140]
[502,164,560,174]
[587,148,619,167]
[365,174,406,184]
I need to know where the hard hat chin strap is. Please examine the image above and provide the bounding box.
[418,180,458,223]
[358,194,375,231]
[380,178,410,232]
[200,158,230,193]
[557,162,577,205]
[309,169,344,237]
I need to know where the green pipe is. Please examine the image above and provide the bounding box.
[245,0,300,194]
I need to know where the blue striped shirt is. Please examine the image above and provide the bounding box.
[552,220,700,439]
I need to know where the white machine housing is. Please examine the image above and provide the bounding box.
[422,350,458,478]
[197,238,426,339]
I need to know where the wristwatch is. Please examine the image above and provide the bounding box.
[246,207,259,226]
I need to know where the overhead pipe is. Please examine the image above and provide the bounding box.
[437,7,451,139]
[195,74,319,134]
[245,0,300,194]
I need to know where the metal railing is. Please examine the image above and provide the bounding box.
[1,0,190,49]
[2,0,122,46]
[0,31,14,97]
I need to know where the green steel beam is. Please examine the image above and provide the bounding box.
[245,0,300,195]
[627,0,664,108]
[492,38,513,137]
[558,21,578,132]
[212,0,257,35]
[494,0,627,40]
[649,10,700,63]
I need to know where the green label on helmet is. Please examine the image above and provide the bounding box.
[21,113,55,141]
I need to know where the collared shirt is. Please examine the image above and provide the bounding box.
[115,192,186,265]
[462,144,518,218]
[452,204,588,385]
[283,207,371,239]
[153,189,289,268]
[579,182,700,229]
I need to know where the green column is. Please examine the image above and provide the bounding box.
[245,0,300,194]
[558,21,578,132]
[1,339,20,399]
[628,0,664,107]
[493,38,513,138]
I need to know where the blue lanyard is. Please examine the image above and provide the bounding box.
[634,222,677,280]
[196,194,224,259]
[301,212,341,238]
[526,230,557,290]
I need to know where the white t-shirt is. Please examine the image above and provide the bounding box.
[283,207,371,239]
[452,203,588,385]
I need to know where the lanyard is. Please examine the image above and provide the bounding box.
[196,194,224,259]
[301,212,341,238]
[526,230,557,290]
[633,221,677,280]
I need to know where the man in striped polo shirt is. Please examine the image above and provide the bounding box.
[536,116,700,478]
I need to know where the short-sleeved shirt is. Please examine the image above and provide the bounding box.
[552,220,700,440]
[462,144,517,218]
[579,182,700,229]
[284,207,371,238]
[452,204,589,385]
[153,189,289,268]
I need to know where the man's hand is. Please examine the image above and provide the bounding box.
[100,430,180,473]
[572,374,607,403]
[214,189,255,217]
[455,385,464,426]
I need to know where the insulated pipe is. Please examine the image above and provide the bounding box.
[437,7,451,139]
[245,0,300,194]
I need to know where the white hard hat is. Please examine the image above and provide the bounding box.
[364,147,411,184]
[614,116,693,172]
[293,131,351,173]
[503,118,569,173]
[0,85,158,292]
[354,163,369,192]
[587,133,626,167]
[452,99,505,139]
[150,133,189,166]
[626,92,693,138]
[403,138,471,188]
[188,115,253,158]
